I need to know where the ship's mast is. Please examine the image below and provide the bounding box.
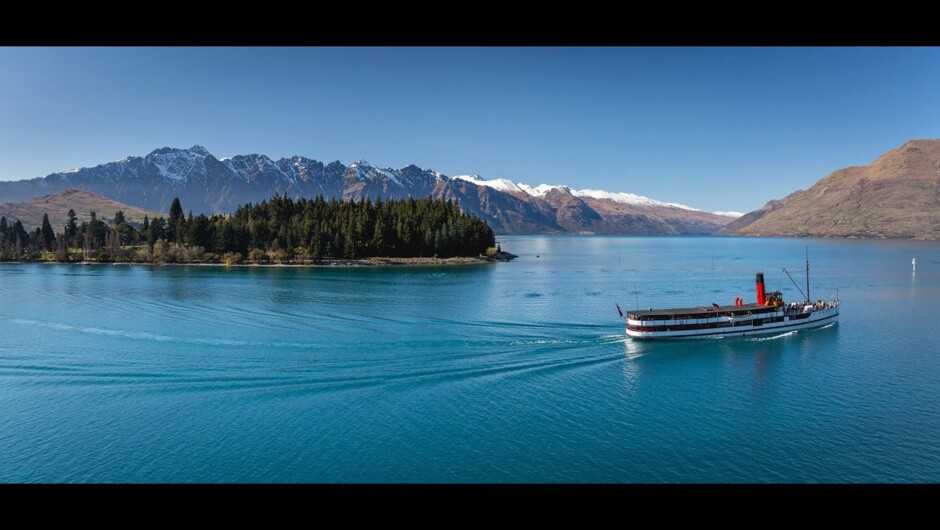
[805,246,810,303]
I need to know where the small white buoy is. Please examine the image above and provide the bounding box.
[913,257,916,273]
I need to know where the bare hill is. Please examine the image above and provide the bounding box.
[0,189,164,230]
[723,139,940,239]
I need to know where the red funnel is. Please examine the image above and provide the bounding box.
[755,272,766,305]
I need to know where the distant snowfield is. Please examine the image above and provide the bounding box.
[453,174,742,217]
[452,175,526,194]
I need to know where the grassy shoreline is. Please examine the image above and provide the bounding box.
[1,255,515,268]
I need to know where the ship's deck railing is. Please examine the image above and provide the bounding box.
[783,299,839,315]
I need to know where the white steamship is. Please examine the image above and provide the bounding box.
[623,255,839,340]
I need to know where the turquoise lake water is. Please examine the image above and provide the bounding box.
[1,235,938,483]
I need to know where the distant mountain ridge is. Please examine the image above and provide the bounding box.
[0,146,738,235]
[723,139,940,239]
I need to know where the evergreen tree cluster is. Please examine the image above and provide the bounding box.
[0,195,496,263]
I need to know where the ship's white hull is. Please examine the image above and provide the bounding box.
[626,307,839,340]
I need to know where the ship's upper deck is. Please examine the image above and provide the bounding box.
[627,302,781,321]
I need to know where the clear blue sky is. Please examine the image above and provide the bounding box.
[1,47,938,212]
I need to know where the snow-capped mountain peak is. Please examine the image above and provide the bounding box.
[452,175,527,194]
[569,188,698,211]
[346,160,405,187]
[142,145,213,183]
[517,183,568,197]
[449,174,738,216]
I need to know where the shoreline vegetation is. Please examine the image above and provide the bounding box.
[13,255,516,268]
[0,194,511,266]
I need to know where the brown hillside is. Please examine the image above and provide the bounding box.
[724,139,940,239]
[0,189,165,230]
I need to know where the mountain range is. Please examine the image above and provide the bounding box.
[723,139,940,239]
[0,146,738,235]
[4,140,938,239]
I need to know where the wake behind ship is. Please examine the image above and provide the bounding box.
[623,260,839,339]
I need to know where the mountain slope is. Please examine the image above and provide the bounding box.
[723,139,940,239]
[0,189,163,230]
[0,145,737,235]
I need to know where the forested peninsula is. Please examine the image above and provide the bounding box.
[0,195,503,265]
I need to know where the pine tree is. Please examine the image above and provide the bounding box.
[371,216,386,256]
[148,217,166,250]
[40,213,55,248]
[168,198,183,243]
[12,220,28,248]
[64,209,78,242]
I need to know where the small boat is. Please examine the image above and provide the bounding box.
[622,253,838,340]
